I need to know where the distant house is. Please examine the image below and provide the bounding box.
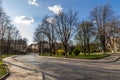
[27,41,51,53]
[27,41,65,53]
[27,44,39,53]
[106,37,120,53]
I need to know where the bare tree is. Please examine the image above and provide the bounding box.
[75,21,95,55]
[13,30,20,50]
[55,10,78,56]
[106,18,120,52]
[42,16,57,55]
[0,4,6,54]
[0,0,23,55]
[0,13,11,54]
[90,4,118,54]
[34,16,57,55]
[6,25,15,53]
[34,23,45,54]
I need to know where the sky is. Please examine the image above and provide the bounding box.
[2,0,120,45]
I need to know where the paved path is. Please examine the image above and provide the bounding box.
[15,53,120,80]
[3,56,42,80]
[3,53,120,80]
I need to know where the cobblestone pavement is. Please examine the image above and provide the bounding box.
[3,56,42,80]
[15,53,120,80]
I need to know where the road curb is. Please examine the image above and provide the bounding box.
[11,55,18,58]
[39,55,120,63]
[0,63,10,80]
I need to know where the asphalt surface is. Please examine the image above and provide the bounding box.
[15,53,120,80]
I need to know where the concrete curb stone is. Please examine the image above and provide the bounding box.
[39,55,120,63]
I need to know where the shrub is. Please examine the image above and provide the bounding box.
[56,49,65,55]
[73,49,80,56]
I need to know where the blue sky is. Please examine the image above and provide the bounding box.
[2,0,120,44]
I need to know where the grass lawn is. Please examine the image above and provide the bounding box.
[67,54,110,59]
[0,55,12,78]
[0,62,7,78]
[41,53,110,59]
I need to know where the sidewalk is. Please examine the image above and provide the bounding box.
[3,57,42,80]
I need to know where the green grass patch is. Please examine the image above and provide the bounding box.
[0,64,7,78]
[0,54,12,78]
[67,54,110,59]
[0,55,13,59]
[0,61,3,65]
[40,53,110,59]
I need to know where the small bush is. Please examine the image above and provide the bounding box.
[56,49,65,55]
[73,49,80,56]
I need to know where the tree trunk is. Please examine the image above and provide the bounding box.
[101,36,106,54]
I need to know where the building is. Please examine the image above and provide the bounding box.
[106,37,120,53]
[27,44,39,53]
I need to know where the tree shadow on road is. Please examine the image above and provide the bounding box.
[4,61,59,80]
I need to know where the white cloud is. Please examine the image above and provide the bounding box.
[93,20,97,24]
[46,17,56,24]
[13,16,34,25]
[11,16,35,45]
[28,0,39,6]
[48,5,63,15]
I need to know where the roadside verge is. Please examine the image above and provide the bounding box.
[39,54,120,63]
[0,63,10,80]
